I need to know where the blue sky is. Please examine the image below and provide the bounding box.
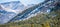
[0,0,45,6]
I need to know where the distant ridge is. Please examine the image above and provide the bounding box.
[0,1,20,4]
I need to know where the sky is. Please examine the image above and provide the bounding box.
[0,0,45,6]
[20,0,45,6]
[0,0,19,3]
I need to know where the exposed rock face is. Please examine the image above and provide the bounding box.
[0,0,59,24]
[0,1,25,24]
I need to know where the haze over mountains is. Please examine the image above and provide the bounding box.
[0,0,56,24]
[0,1,24,24]
[0,0,39,24]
